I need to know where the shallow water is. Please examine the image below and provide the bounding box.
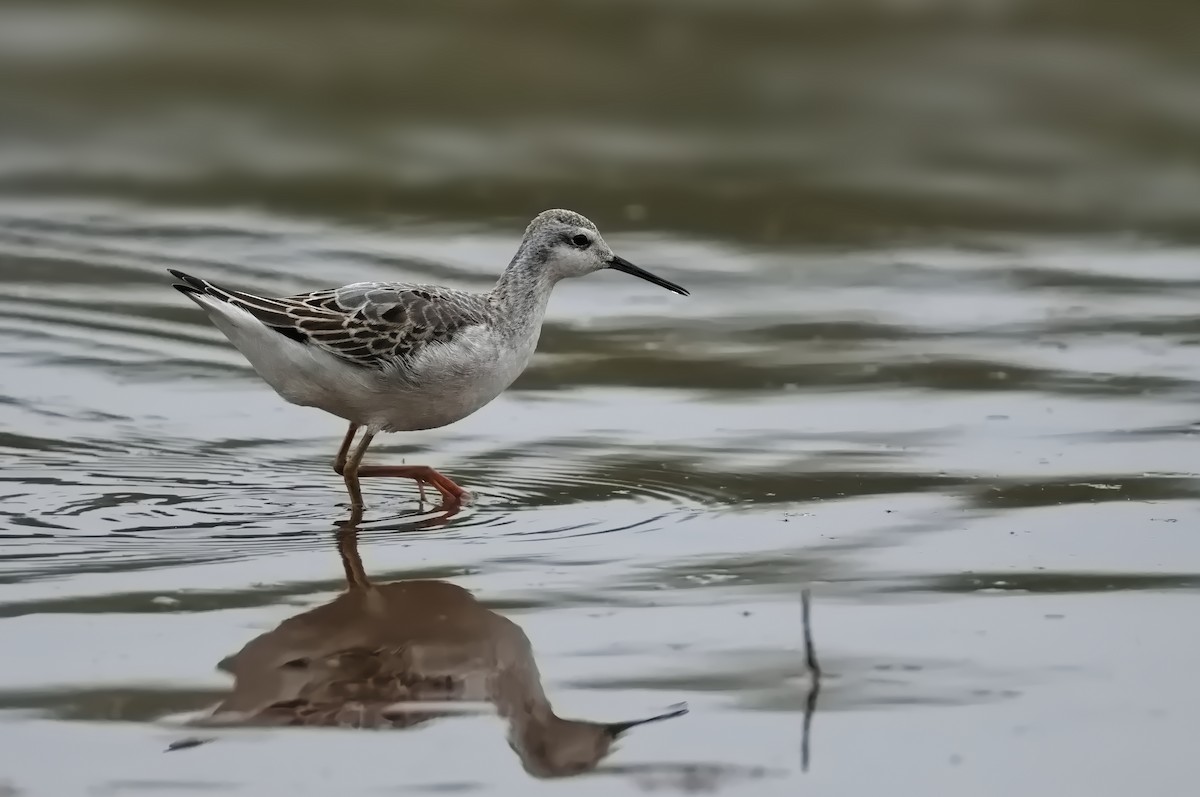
[2,2,1200,795]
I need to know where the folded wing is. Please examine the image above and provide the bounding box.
[169,269,490,369]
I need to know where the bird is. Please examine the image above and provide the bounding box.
[171,530,688,777]
[168,209,688,513]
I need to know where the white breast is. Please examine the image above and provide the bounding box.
[192,293,543,433]
[365,324,541,432]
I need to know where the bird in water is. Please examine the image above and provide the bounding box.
[169,209,688,513]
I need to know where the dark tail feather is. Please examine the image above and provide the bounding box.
[167,268,269,308]
[166,268,310,345]
[167,268,209,294]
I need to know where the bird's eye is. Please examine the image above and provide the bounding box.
[571,234,591,247]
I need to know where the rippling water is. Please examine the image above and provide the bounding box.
[2,2,1200,795]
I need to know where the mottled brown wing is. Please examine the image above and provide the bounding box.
[179,274,491,368]
[259,645,464,728]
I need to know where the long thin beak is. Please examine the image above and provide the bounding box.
[603,703,689,738]
[608,255,689,296]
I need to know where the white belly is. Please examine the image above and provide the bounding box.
[299,325,538,433]
[198,296,539,433]
[367,328,539,431]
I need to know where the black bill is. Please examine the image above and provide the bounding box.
[603,703,690,738]
[608,254,689,296]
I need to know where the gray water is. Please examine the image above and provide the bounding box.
[2,2,1200,795]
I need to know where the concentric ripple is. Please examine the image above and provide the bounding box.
[0,433,739,585]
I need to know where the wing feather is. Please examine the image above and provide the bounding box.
[168,269,490,369]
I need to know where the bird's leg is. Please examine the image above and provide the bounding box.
[341,428,376,511]
[332,423,359,475]
[353,464,467,509]
[336,524,372,592]
[337,427,466,511]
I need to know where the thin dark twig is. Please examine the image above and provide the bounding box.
[801,588,821,678]
[801,587,822,773]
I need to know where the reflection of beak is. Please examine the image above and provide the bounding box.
[603,703,689,738]
[608,255,690,296]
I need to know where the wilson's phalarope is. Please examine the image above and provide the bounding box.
[169,209,688,513]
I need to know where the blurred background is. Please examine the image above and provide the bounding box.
[2,1,1200,795]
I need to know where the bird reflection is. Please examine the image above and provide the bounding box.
[175,527,687,778]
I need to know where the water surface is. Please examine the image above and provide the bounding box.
[2,2,1200,795]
